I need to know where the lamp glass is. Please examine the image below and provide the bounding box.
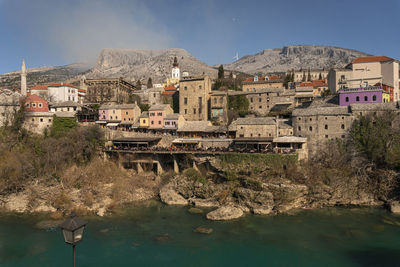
[62,229,74,244]
[74,226,85,243]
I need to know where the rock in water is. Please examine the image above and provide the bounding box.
[389,201,400,214]
[206,206,243,221]
[188,207,204,214]
[35,220,63,230]
[194,226,213,234]
[159,187,188,205]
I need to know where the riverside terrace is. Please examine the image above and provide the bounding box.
[105,137,308,158]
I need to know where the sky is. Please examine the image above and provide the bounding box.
[0,0,399,73]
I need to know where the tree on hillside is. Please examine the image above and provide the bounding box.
[319,72,323,80]
[218,65,225,79]
[307,69,312,81]
[302,71,306,82]
[136,80,142,90]
[147,77,153,89]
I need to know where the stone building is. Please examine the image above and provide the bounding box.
[229,117,277,138]
[338,86,386,106]
[288,69,328,82]
[242,75,284,93]
[179,75,211,121]
[132,87,163,106]
[292,99,400,153]
[83,77,136,104]
[210,91,228,124]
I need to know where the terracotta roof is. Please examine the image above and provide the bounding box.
[352,56,393,64]
[48,83,79,89]
[164,85,176,90]
[162,90,177,95]
[31,85,48,90]
[26,94,47,102]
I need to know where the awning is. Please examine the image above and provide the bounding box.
[173,139,201,144]
[106,123,119,127]
[95,121,107,124]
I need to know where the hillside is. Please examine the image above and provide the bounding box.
[86,48,218,83]
[223,45,370,74]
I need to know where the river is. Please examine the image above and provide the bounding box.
[1,202,400,266]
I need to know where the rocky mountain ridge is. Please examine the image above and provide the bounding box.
[223,45,370,74]
[0,45,371,89]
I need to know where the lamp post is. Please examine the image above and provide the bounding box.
[60,212,88,267]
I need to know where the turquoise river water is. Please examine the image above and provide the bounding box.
[1,202,400,266]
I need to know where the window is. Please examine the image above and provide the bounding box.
[49,119,52,122]
[110,116,113,119]
[250,98,253,103]
[214,98,217,104]
[113,110,115,114]
[157,112,162,116]
[199,85,202,89]
[184,98,188,105]
[158,121,161,125]
[298,126,301,131]
[124,118,126,121]
[193,108,196,114]
[184,86,187,90]
[153,93,156,97]
[341,124,345,129]
[151,121,154,125]
[325,135,328,138]
[31,118,34,122]
[26,103,30,107]
[364,96,368,101]
[325,125,328,130]
[259,106,262,109]
[325,117,327,120]
[356,96,360,102]
[184,109,187,114]
[40,118,43,122]
[341,135,345,138]
[126,112,128,115]
[298,117,301,121]
[250,133,253,137]
[342,117,344,120]
[345,97,349,102]
[309,118,312,121]
[372,95,377,101]
[67,108,70,111]
[38,103,43,108]
[259,98,262,102]
[32,103,36,107]
[115,116,118,119]
[309,126,312,131]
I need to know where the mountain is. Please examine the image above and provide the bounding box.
[0,45,372,89]
[0,63,91,90]
[223,45,370,74]
[86,48,218,83]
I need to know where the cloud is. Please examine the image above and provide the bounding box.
[4,0,172,65]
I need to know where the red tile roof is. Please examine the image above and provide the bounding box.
[31,85,48,90]
[352,56,393,64]
[162,91,177,95]
[164,85,176,90]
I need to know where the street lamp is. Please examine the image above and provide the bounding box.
[60,212,88,267]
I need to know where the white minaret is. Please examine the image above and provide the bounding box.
[171,56,180,79]
[21,59,27,96]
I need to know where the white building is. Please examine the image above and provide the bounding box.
[30,83,79,103]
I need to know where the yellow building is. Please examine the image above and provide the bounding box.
[383,92,390,103]
[139,111,149,128]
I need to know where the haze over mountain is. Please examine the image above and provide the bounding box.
[0,45,371,89]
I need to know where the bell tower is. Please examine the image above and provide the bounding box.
[171,56,180,80]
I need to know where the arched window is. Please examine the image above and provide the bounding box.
[345,97,349,102]
[309,126,312,131]
[356,96,360,102]
[373,95,377,101]
[364,96,368,101]
[325,124,328,130]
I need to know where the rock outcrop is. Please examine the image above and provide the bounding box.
[206,206,244,221]
[159,186,188,205]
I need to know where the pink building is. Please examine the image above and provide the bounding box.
[149,104,173,129]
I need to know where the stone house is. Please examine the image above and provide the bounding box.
[242,75,284,93]
[24,112,54,135]
[179,75,211,121]
[83,77,136,104]
[288,69,328,82]
[210,91,228,124]
[149,104,173,129]
[229,117,277,138]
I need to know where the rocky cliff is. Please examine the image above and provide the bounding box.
[86,48,217,83]
[223,45,370,74]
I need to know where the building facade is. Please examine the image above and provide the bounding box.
[179,75,211,121]
[149,104,173,129]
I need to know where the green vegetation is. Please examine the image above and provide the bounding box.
[51,116,78,137]
[139,104,150,112]
[183,168,206,185]
[228,95,249,117]
[218,65,224,79]
[147,77,153,88]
